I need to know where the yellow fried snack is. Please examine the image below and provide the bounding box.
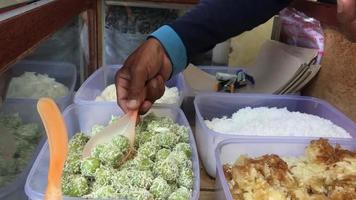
[224,139,356,200]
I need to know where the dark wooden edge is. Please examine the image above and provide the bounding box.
[291,0,338,27]
[87,0,100,76]
[115,0,198,4]
[0,0,92,74]
[0,1,33,14]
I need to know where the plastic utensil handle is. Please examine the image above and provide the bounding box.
[128,110,138,147]
[37,98,68,200]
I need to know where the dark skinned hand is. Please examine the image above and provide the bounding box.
[115,38,172,115]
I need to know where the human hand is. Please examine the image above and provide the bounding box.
[337,0,356,42]
[115,38,172,114]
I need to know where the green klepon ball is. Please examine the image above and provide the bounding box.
[132,156,154,171]
[177,168,194,189]
[126,188,154,200]
[137,142,159,160]
[151,132,179,149]
[92,143,125,167]
[168,150,194,171]
[62,174,90,197]
[173,143,192,158]
[112,135,130,152]
[63,154,81,174]
[149,177,172,200]
[155,158,179,182]
[94,165,115,186]
[111,169,132,192]
[68,133,89,154]
[128,170,154,189]
[168,187,191,200]
[86,185,120,199]
[155,148,171,162]
[80,157,100,177]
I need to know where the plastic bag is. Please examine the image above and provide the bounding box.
[278,8,324,64]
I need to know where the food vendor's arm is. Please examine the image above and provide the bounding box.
[116,0,292,114]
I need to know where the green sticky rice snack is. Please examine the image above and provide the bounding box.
[68,133,89,155]
[168,187,191,200]
[137,141,159,160]
[125,188,154,200]
[155,148,171,162]
[63,153,81,174]
[151,132,179,149]
[112,134,130,153]
[155,157,180,182]
[62,114,194,199]
[94,165,115,186]
[149,177,172,200]
[62,174,90,197]
[84,185,119,199]
[80,157,100,177]
[174,143,192,158]
[177,168,194,189]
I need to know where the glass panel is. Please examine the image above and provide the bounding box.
[0,14,87,198]
[0,0,34,10]
[104,2,213,66]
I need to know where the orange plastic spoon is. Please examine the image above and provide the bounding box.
[37,98,68,200]
[82,110,138,159]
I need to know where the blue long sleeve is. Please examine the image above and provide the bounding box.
[151,0,292,76]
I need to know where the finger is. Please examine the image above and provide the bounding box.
[139,100,152,115]
[115,67,131,113]
[126,64,149,110]
[146,75,165,103]
[337,0,356,23]
[116,80,129,113]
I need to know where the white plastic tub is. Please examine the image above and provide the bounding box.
[5,60,76,111]
[0,101,45,200]
[25,104,200,200]
[74,65,187,107]
[215,138,356,200]
[194,93,356,177]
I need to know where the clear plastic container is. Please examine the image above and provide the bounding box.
[0,101,45,200]
[5,60,77,111]
[25,104,200,200]
[194,93,356,177]
[214,138,356,200]
[74,65,187,107]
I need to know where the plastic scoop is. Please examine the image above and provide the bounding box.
[37,98,68,200]
[82,110,138,159]
[0,126,16,160]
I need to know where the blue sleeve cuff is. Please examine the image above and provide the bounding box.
[150,25,187,77]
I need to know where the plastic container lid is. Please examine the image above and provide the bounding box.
[215,138,356,200]
[5,60,77,111]
[25,104,200,200]
[74,65,187,107]
[194,92,356,177]
[0,101,45,200]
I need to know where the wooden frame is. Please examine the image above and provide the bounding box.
[291,0,338,27]
[0,0,99,74]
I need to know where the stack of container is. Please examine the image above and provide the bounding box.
[0,61,76,200]
[25,65,201,200]
[21,65,355,200]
